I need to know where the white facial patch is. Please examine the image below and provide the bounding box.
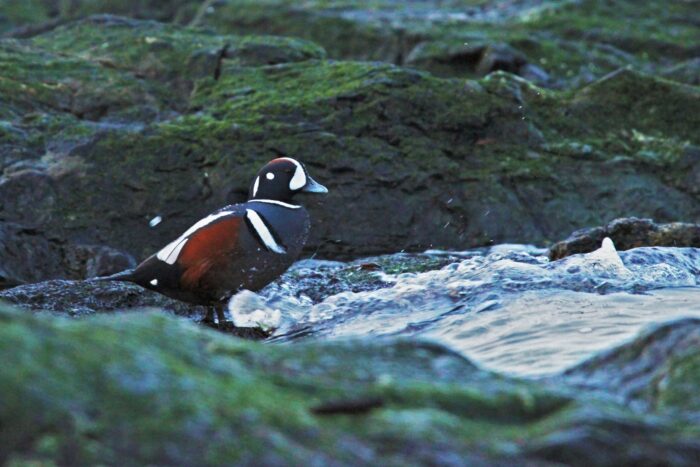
[150,279,158,286]
[266,172,275,180]
[245,209,286,254]
[156,210,233,265]
[278,157,306,190]
[252,176,260,197]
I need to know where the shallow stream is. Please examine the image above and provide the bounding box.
[230,239,700,377]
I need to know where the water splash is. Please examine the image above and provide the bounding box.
[232,240,700,377]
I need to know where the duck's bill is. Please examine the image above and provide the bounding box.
[302,176,328,193]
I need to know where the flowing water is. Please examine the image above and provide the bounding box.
[229,239,700,378]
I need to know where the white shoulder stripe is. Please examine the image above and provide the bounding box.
[157,237,188,265]
[156,210,234,264]
[246,209,286,254]
[249,199,301,209]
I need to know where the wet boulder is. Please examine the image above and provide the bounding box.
[0,278,201,318]
[562,318,700,413]
[549,218,700,260]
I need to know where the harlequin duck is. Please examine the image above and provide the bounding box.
[101,157,327,324]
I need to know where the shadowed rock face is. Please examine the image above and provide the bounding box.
[0,15,698,284]
[2,306,700,465]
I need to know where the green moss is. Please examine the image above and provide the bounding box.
[0,39,158,121]
[1,15,699,258]
[198,0,700,86]
[656,353,700,413]
[1,1,697,86]
[31,16,325,80]
[0,0,50,33]
[3,305,700,464]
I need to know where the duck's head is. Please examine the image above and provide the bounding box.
[249,157,328,202]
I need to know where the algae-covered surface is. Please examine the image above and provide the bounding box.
[3,1,698,87]
[0,14,698,282]
[3,305,700,465]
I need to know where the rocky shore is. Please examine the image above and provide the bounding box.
[1,1,699,464]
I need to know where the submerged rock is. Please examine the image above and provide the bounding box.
[549,217,700,260]
[2,306,700,465]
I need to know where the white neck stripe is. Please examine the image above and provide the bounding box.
[246,209,286,254]
[249,199,301,209]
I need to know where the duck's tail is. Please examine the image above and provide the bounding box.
[89,269,137,283]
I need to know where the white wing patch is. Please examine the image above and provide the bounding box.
[278,157,306,190]
[156,237,188,265]
[248,199,301,209]
[246,209,286,254]
[156,210,233,265]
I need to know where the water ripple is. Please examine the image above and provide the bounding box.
[231,239,700,377]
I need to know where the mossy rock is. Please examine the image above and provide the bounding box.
[1,16,699,283]
[3,306,700,464]
[563,318,700,413]
[2,1,698,87]
[199,0,700,87]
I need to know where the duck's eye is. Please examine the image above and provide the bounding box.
[266,172,275,180]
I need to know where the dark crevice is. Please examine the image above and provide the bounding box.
[1,17,70,39]
[213,43,230,81]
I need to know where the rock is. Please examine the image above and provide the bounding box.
[0,220,136,287]
[64,244,137,278]
[2,1,698,86]
[202,1,700,86]
[549,218,700,260]
[0,251,460,317]
[662,58,700,86]
[0,278,202,318]
[0,16,698,279]
[277,252,463,304]
[562,318,700,412]
[0,277,269,338]
[0,222,65,288]
[675,145,700,195]
[2,306,700,464]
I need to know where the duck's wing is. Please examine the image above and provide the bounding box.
[131,206,247,291]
